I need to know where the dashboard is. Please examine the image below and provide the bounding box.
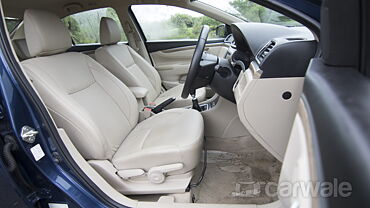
[220,22,317,161]
[210,22,317,104]
[230,22,317,78]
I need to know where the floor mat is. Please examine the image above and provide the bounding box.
[192,136,281,204]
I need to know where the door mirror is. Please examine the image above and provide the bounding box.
[215,24,227,38]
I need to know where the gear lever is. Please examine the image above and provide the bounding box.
[191,92,202,111]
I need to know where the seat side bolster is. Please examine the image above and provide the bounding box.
[86,55,139,128]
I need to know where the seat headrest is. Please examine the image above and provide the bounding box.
[24,9,72,57]
[100,17,121,45]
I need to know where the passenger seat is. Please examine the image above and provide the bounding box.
[95,17,206,109]
[21,9,204,195]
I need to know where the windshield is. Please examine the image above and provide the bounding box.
[197,0,302,27]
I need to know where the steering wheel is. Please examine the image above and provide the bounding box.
[181,25,210,99]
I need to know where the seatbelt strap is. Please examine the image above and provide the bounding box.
[125,22,140,52]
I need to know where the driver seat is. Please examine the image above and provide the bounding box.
[21,9,204,194]
[95,17,206,108]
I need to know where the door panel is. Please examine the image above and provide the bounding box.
[303,58,370,208]
[146,38,225,52]
[150,42,229,89]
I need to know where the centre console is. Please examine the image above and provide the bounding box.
[198,96,219,111]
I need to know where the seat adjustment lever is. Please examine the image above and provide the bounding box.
[148,163,184,184]
[117,169,145,179]
[118,163,184,184]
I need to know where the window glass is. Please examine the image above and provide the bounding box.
[62,8,127,44]
[5,18,21,33]
[198,0,302,27]
[131,5,224,41]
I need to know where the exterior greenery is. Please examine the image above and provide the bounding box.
[165,14,222,40]
[229,0,301,26]
[5,18,21,33]
[62,0,300,44]
[62,8,127,44]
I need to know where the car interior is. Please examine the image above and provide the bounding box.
[0,0,319,207]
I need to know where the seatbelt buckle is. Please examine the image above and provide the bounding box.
[139,108,153,121]
[143,107,153,112]
[143,103,156,111]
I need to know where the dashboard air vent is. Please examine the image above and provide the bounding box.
[257,41,276,63]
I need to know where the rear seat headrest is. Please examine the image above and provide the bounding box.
[13,39,31,60]
[100,17,121,45]
[24,9,72,57]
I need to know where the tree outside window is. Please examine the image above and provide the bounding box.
[62,8,127,44]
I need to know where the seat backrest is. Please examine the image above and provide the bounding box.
[21,9,139,160]
[12,25,31,60]
[95,17,162,103]
[13,38,31,60]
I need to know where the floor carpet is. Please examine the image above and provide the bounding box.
[191,136,281,204]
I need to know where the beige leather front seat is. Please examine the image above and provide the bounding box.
[95,17,206,109]
[21,9,204,195]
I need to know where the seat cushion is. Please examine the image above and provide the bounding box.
[112,108,204,174]
[154,84,206,108]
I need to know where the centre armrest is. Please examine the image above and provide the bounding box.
[129,87,149,99]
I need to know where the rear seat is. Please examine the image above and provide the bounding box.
[11,25,31,60]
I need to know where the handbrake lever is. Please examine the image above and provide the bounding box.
[151,97,176,114]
